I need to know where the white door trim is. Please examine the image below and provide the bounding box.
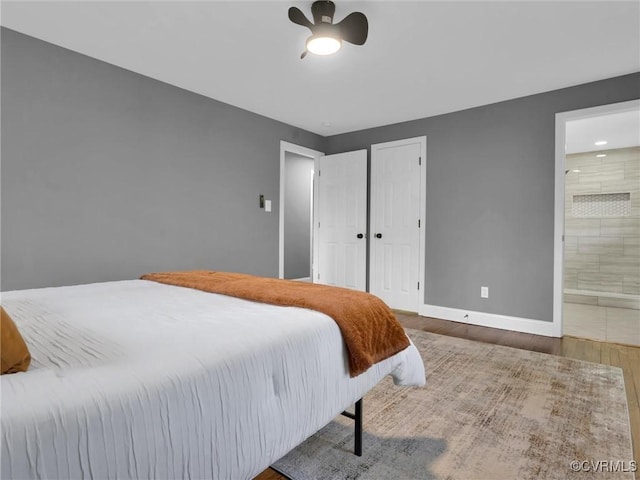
[370,136,426,312]
[553,99,640,337]
[279,141,324,279]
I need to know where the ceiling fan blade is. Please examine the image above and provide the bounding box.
[288,7,313,30]
[337,11,368,45]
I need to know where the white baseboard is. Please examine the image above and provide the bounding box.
[292,277,311,282]
[419,303,560,338]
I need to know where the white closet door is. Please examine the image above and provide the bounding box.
[314,150,367,291]
[370,138,424,310]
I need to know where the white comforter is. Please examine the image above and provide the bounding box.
[1,279,425,480]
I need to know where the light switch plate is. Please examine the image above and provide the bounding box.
[481,286,489,298]
[265,200,272,212]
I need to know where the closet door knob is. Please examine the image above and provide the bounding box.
[375,233,382,239]
[357,233,364,239]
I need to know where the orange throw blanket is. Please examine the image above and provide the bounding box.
[141,270,410,377]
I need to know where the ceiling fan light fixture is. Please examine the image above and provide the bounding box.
[289,1,367,59]
[306,35,342,55]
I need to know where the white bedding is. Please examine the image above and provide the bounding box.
[1,279,425,479]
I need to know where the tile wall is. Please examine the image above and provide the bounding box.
[564,146,640,309]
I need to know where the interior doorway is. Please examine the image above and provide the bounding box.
[554,99,640,345]
[279,142,323,280]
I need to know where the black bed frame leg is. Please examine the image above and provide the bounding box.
[341,398,363,456]
[354,398,362,456]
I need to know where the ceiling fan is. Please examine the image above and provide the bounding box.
[288,1,368,59]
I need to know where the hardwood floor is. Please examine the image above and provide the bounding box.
[255,313,640,479]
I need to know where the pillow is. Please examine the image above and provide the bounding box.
[1,306,31,374]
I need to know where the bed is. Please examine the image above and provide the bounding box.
[1,277,425,479]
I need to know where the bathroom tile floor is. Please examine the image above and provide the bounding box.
[564,302,640,346]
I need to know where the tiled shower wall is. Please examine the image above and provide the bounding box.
[564,147,640,309]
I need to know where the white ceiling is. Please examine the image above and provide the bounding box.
[566,109,640,154]
[2,1,639,136]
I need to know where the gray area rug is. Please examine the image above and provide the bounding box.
[272,329,635,480]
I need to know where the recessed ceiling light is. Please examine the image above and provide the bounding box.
[572,169,581,173]
[596,154,607,158]
[594,140,608,146]
[322,121,332,127]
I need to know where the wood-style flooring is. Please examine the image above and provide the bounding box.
[255,313,640,479]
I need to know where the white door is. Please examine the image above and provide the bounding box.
[370,138,425,310]
[314,150,367,291]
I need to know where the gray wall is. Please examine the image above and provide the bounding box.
[1,28,324,290]
[3,27,638,324]
[283,152,314,279]
[325,73,640,322]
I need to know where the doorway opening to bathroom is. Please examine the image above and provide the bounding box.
[555,100,640,346]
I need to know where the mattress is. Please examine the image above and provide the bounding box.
[1,279,425,479]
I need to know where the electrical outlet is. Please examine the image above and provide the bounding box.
[481,286,489,298]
